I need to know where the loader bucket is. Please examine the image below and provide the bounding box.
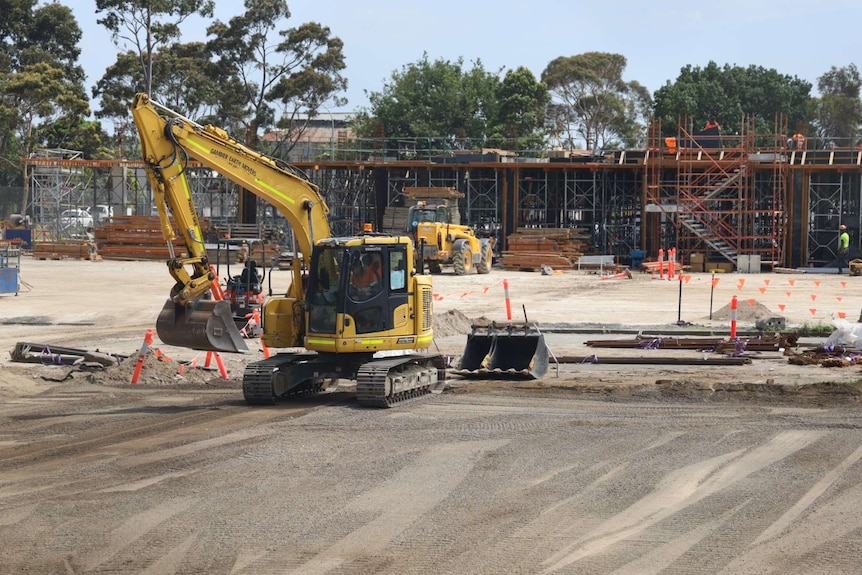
[456,323,548,379]
[156,299,249,353]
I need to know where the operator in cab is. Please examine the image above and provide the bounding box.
[349,253,382,300]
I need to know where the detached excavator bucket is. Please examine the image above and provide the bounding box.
[156,299,249,353]
[456,322,548,379]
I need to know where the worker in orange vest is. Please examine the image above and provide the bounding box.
[791,133,806,150]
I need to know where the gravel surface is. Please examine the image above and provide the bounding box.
[1,257,862,573]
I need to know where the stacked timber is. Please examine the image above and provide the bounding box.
[32,241,90,260]
[94,216,191,260]
[500,227,593,271]
[380,186,463,233]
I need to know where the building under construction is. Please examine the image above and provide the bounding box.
[19,118,862,270]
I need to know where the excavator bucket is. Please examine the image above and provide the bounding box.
[456,322,548,379]
[156,299,249,353]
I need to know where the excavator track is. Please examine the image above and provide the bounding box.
[242,352,322,405]
[242,356,284,405]
[355,354,445,408]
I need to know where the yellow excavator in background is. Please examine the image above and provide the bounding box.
[131,93,444,406]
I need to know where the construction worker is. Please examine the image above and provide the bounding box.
[349,253,382,299]
[838,224,850,274]
[237,240,249,263]
[792,133,806,150]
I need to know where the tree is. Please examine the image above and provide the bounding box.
[541,52,651,152]
[358,54,501,145]
[206,0,347,222]
[0,0,97,212]
[207,0,347,146]
[95,0,215,96]
[653,61,812,138]
[809,64,862,146]
[94,43,223,125]
[486,67,549,151]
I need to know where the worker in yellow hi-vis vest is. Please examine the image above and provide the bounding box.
[838,224,850,274]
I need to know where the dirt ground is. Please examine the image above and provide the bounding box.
[4,257,859,395]
[2,257,862,573]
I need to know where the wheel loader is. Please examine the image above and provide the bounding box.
[407,202,493,275]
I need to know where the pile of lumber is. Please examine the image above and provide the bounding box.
[500,227,592,271]
[32,241,91,260]
[94,216,190,260]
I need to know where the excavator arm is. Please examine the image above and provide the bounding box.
[131,93,331,352]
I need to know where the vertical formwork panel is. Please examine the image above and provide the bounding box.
[601,170,641,261]
[516,169,548,228]
[806,172,844,267]
[790,169,806,267]
[464,168,501,245]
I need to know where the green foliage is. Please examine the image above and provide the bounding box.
[541,52,651,151]
[94,43,223,122]
[39,117,113,160]
[206,0,348,150]
[0,1,95,188]
[809,64,862,146]
[95,0,215,95]
[653,61,812,137]
[359,55,548,151]
[486,67,549,151]
[360,54,487,142]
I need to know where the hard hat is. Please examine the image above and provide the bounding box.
[840,225,847,230]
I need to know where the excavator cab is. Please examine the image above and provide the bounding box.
[303,238,429,353]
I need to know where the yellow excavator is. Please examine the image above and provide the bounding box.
[131,93,444,406]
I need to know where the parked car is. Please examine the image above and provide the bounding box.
[94,204,114,222]
[60,208,93,229]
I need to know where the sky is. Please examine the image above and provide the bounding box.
[69,0,862,124]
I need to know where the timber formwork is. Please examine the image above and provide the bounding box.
[22,135,862,269]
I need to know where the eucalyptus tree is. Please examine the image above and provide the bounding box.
[205,0,347,221]
[95,0,215,96]
[541,52,651,152]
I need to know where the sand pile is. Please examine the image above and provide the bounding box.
[85,349,238,388]
[708,300,779,322]
[433,309,474,337]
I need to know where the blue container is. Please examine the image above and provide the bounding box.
[630,249,645,269]
[3,229,30,249]
[0,268,18,294]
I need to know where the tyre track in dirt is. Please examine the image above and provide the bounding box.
[2,386,862,572]
[0,386,335,505]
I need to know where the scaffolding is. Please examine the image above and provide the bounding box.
[645,115,788,268]
[805,171,862,266]
[22,126,862,271]
[28,149,90,239]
